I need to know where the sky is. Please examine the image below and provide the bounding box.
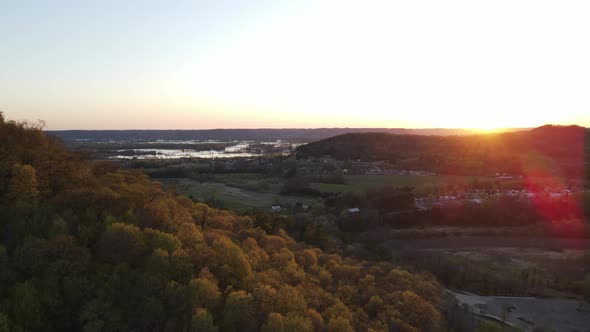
[1,0,589,130]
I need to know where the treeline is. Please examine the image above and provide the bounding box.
[297,125,590,180]
[0,113,443,332]
[309,186,590,234]
[403,249,590,299]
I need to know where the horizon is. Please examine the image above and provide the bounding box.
[40,124,586,132]
[2,1,590,130]
[44,126,532,131]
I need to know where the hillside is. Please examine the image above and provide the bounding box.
[297,125,590,179]
[0,112,443,331]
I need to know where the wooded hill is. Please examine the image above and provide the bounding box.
[0,112,442,331]
[297,125,590,180]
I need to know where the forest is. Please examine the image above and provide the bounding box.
[0,113,444,331]
[297,125,590,181]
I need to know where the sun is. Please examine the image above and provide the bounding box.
[431,117,508,133]
[471,126,503,134]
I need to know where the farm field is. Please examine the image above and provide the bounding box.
[157,178,315,212]
[207,173,285,193]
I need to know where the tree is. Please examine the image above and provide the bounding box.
[7,164,39,202]
[261,313,285,332]
[397,291,441,332]
[194,203,210,228]
[307,308,324,332]
[143,228,181,253]
[211,237,252,286]
[0,114,448,332]
[284,312,313,332]
[275,285,307,314]
[327,317,354,332]
[299,249,318,268]
[223,290,256,332]
[365,295,384,318]
[176,223,204,248]
[97,223,146,264]
[0,313,10,332]
[190,308,218,332]
[323,300,352,322]
[9,282,45,330]
[188,277,221,312]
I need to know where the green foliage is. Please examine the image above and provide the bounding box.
[98,223,146,264]
[0,313,11,332]
[190,308,218,332]
[9,282,45,330]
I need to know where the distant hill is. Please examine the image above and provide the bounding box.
[297,125,590,178]
[46,127,525,143]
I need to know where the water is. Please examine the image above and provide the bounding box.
[110,140,298,159]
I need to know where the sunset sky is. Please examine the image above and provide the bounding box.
[1,1,589,130]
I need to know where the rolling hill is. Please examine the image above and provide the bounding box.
[297,125,590,179]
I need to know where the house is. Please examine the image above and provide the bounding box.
[271,205,281,212]
[348,208,360,213]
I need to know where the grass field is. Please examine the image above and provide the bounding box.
[157,178,315,212]
[311,174,498,193]
[208,173,284,193]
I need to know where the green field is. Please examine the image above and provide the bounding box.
[312,174,498,193]
[208,173,284,193]
[157,178,315,212]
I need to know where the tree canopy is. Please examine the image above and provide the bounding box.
[0,113,443,331]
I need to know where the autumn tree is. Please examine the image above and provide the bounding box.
[211,237,252,286]
[188,277,221,312]
[261,312,285,332]
[223,290,256,332]
[7,164,39,202]
[190,308,218,332]
[327,317,354,332]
